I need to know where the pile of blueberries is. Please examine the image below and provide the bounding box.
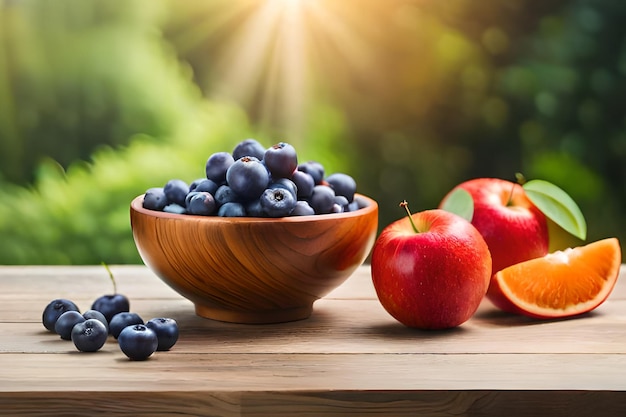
[42,293,178,361]
[142,139,367,217]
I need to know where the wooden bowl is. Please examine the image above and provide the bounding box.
[130,194,378,324]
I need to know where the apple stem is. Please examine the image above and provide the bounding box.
[505,182,517,207]
[506,172,527,206]
[400,200,420,233]
[101,261,117,294]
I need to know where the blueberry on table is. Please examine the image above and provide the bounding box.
[205,151,235,183]
[109,312,144,339]
[233,138,266,161]
[264,142,298,179]
[226,156,270,201]
[146,318,179,351]
[260,187,297,217]
[71,318,108,352]
[42,298,80,332]
[54,310,86,340]
[82,309,109,333]
[91,293,130,323]
[90,263,131,326]
[118,325,158,361]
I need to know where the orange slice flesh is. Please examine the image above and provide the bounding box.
[494,238,622,319]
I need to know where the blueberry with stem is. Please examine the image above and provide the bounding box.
[91,262,130,323]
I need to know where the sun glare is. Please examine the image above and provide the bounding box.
[206,0,377,142]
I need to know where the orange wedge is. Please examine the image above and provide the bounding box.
[492,238,622,319]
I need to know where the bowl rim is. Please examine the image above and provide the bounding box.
[130,193,378,223]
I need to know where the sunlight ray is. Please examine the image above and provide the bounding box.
[203,0,387,139]
[306,2,377,74]
[212,1,283,105]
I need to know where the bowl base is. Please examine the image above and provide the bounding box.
[194,303,313,324]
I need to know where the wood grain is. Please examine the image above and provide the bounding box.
[2,390,624,417]
[1,265,626,416]
[129,194,378,323]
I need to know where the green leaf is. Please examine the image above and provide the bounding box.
[522,179,587,240]
[440,188,474,222]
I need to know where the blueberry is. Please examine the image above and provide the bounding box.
[269,178,298,200]
[82,309,109,333]
[185,191,200,207]
[205,152,234,183]
[145,318,179,351]
[191,178,219,195]
[233,138,266,160]
[331,203,344,213]
[91,293,130,323]
[245,198,266,217]
[143,187,168,211]
[347,200,360,212]
[42,298,80,332]
[291,170,314,199]
[291,200,315,216]
[326,173,357,203]
[109,312,144,339]
[226,156,270,201]
[55,310,86,340]
[218,202,246,217]
[334,195,350,210]
[187,192,217,216]
[214,185,240,206]
[309,185,336,214]
[163,179,189,206]
[353,195,370,209]
[297,161,325,185]
[118,324,158,361]
[264,142,298,178]
[71,319,108,352]
[260,187,297,217]
[163,203,186,214]
[188,178,206,193]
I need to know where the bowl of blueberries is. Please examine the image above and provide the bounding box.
[130,139,378,324]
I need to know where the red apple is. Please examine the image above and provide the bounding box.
[370,207,492,330]
[439,178,549,312]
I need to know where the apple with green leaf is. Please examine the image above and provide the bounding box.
[439,176,587,313]
[370,203,492,330]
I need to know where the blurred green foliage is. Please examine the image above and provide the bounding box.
[0,0,203,184]
[0,0,624,264]
[0,101,255,264]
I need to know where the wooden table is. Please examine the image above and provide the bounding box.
[1,265,625,416]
